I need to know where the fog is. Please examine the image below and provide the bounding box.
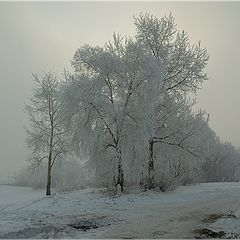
[0,2,239,180]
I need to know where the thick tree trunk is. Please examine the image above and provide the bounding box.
[148,138,155,189]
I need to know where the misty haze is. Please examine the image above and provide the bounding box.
[0,2,240,239]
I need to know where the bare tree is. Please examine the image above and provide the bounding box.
[25,72,66,195]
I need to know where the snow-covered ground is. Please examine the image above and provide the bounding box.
[1,183,240,238]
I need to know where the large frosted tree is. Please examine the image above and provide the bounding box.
[62,35,164,191]
[25,72,66,195]
[134,13,209,189]
[62,13,210,192]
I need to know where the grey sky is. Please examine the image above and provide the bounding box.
[0,2,240,180]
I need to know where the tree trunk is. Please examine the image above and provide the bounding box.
[46,165,51,195]
[118,161,124,192]
[46,97,54,196]
[148,138,155,189]
[46,143,52,196]
[115,147,124,192]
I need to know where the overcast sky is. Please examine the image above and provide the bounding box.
[0,2,240,180]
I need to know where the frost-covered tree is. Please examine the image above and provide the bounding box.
[134,13,209,189]
[25,73,66,195]
[145,95,208,189]
[21,13,239,194]
[62,35,164,191]
[61,13,214,192]
[202,142,240,182]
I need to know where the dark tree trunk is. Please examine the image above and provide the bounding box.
[46,164,52,195]
[46,142,52,196]
[117,162,124,192]
[46,97,54,196]
[148,138,155,189]
[115,147,124,192]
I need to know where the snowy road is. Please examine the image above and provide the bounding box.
[0,183,240,238]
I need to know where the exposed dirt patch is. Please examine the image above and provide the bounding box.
[68,220,98,231]
[192,228,226,239]
[193,212,238,239]
[68,215,111,232]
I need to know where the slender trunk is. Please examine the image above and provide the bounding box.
[46,154,52,196]
[115,146,124,192]
[118,160,124,192]
[148,138,155,189]
[46,136,53,195]
[46,95,53,196]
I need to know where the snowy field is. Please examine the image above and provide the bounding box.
[1,183,240,238]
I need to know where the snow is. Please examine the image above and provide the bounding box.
[1,183,240,238]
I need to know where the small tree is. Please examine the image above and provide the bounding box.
[25,72,66,195]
